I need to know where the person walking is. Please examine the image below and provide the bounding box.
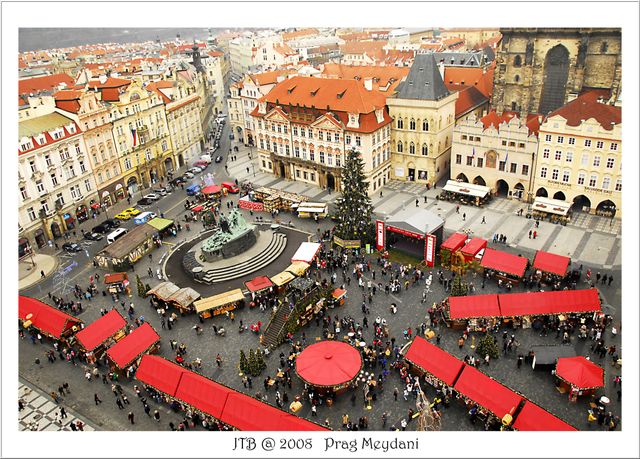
[153,410,161,422]
[94,393,102,405]
[415,199,419,207]
[393,387,399,401]
[528,230,532,239]
[608,275,614,286]
[127,412,135,424]
[116,398,124,410]
[462,213,466,222]
[216,354,222,367]
[481,216,486,224]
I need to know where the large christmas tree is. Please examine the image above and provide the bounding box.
[334,148,375,243]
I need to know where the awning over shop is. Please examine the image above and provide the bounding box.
[147,281,181,301]
[104,272,128,284]
[135,354,185,397]
[106,323,160,370]
[498,289,601,317]
[270,271,295,287]
[296,203,328,213]
[532,250,570,277]
[286,261,311,276]
[480,248,528,278]
[513,401,577,431]
[245,276,274,293]
[448,294,500,320]
[192,205,204,213]
[147,217,174,231]
[555,356,604,390]
[443,180,490,198]
[440,232,468,252]
[461,238,487,257]
[291,242,321,264]
[75,309,127,352]
[404,337,465,386]
[19,296,82,339]
[385,207,445,237]
[174,371,233,419]
[194,289,245,314]
[532,197,571,216]
[453,366,523,419]
[167,287,201,309]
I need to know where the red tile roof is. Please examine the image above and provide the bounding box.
[208,50,224,58]
[250,69,291,86]
[547,91,621,130]
[446,84,488,117]
[444,64,494,98]
[18,73,74,96]
[480,110,541,136]
[321,64,410,92]
[145,80,174,104]
[282,28,319,42]
[53,89,83,113]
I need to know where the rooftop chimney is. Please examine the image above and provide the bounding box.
[363,77,373,91]
[437,61,445,80]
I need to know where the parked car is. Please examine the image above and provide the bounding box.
[170,176,187,186]
[189,167,203,174]
[184,171,195,179]
[62,242,82,253]
[215,155,223,163]
[115,212,132,220]
[103,218,121,229]
[92,224,109,234]
[153,188,168,196]
[137,198,153,206]
[221,182,240,194]
[143,193,160,201]
[84,232,104,241]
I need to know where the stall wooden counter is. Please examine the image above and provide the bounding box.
[194,289,246,319]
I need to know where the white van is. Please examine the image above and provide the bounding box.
[133,211,157,225]
[200,154,212,164]
[107,228,128,244]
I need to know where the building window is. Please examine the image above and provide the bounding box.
[606,157,615,169]
[577,172,585,185]
[602,176,611,190]
[45,155,52,167]
[615,178,622,191]
[568,137,575,145]
[318,132,324,141]
[421,144,428,156]
[319,152,325,163]
[336,156,341,167]
[461,135,467,140]
[518,142,525,148]
[601,42,608,53]
[543,148,550,159]
[409,143,415,155]
[422,120,429,131]
[285,145,290,156]
[581,154,589,166]
[501,140,507,146]
[545,134,552,142]
[27,207,36,221]
[293,126,298,136]
[397,142,403,153]
[409,119,416,130]
[566,151,573,162]
[29,160,37,173]
[610,142,618,151]
[557,136,564,144]
[345,134,351,144]
[477,158,483,168]
[514,75,520,83]
[124,158,132,170]
[50,173,58,187]
[355,136,361,147]
[593,156,601,167]
[555,150,562,161]
[20,186,28,200]
[327,154,333,166]
[540,167,547,178]
[260,139,264,149]
[466,156,473,166]
[562,170,570,183]
[456,154,462,165]
[396,118,403,129]
[510,163,517,173]
[294,146,300,158]
[521,164,529,176]
[589,175,597,187]
[514,55,522,67]
[584,139,592,147]
[273,143,278,154]
[79,161,86,173]
[334,133,339,142]
[499,161,506,172]
[474,137,480,142]
[551,169,559,180]
[295,169,300,178]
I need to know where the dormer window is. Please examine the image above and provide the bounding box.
[20,141,32,152]
[347,113,359,129]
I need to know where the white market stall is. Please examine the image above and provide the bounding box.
[291,242,321,264]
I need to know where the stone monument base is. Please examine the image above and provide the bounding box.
[201,226,257,262]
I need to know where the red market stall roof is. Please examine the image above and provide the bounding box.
[480,248,528,278]
[19,296,82,339]
[513,401,577,431]
[461,237,487,257]
[533,251,570,276]
[498,289,601,317]
[440,232,467,252]
[448,294,500,320]
[135,355,185,397]
[175,372,233,419]
[220,393,327,431]
[332,288,347,299]
[191,205,204,212]
[295,341,362,387]
[106,323,160,369]
[555,356,604,390]
[454,366,523,419]
[404,337,464,386]
[202,185,222,195]
[104,272,127,284]
[291,242,321,264]
[245,276,274,293]
[75,309,127,351]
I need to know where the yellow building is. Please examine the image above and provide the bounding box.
[533,92,621,217]
[388,54,458,186]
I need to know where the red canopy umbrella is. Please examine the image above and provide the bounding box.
[295,341,362,388]
[202,185,221,195]
[192,205,204,213]
[555,356,604,390]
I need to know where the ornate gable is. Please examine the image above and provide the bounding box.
[311,113,343,130]
[264,106,289,123]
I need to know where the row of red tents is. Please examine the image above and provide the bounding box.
[442,233,571,278]
[404,337,577,431]
[19,296,159,370]
[135,355,327,431]
[447,288,601,320]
